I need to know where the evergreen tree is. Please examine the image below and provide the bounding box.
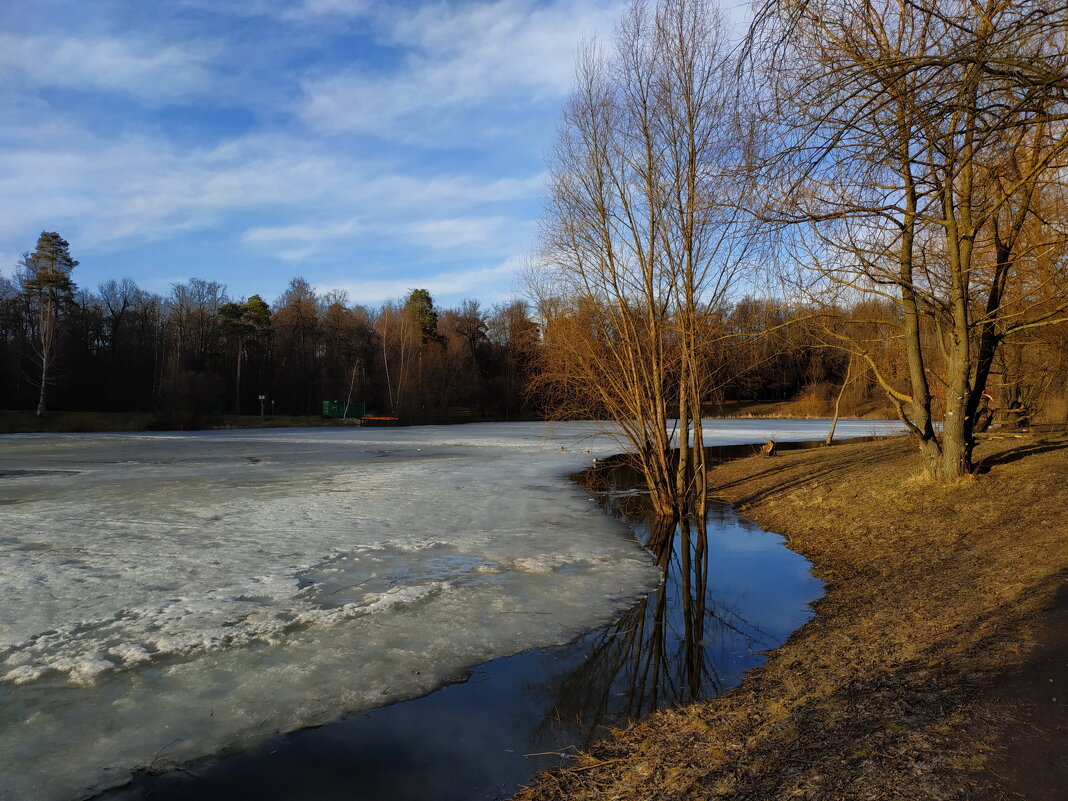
[22,232,78,416]
[404,288,441,344]
[219,294,271,414]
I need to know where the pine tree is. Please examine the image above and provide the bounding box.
[22,232,78,416]
[404,288,441,344]
[219,294,271,414]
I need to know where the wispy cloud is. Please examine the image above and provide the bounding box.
[0,107,546,256]
[285,0,371,18]
[243,217,366,262]
[321,255,525,305]
[0,1,618,302]
[406,216,505,249]
[244,218,365,245]
[299,0,622,138]
[0,33,217,103]
[0,127,353,247]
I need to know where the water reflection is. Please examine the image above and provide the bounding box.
[535,488,815,751]
[100,462,822,801]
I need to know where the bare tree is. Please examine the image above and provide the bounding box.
[750,0,1068,478]
[487,300,539,418]
[99,277,138,356]
[374,300,418,417]
[534,0,750,516]
[273,278,321,414]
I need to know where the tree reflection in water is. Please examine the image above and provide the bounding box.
[536,464,800,749]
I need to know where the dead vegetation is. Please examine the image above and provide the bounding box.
[514,434,1068,800]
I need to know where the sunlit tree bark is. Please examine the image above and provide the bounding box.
[751,0,1068,478]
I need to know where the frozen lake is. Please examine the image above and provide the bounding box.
[0,419,900,801]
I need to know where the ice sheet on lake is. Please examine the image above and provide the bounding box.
[0,418,901,801]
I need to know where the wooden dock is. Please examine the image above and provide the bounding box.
[359,416,401,427]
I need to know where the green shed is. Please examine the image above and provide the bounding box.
[322,400,367,418]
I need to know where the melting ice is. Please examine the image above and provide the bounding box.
[0,419,899,800]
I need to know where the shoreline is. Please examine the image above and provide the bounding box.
[515,433,1068,800]
[1,422,658,801]
[93,435,835,801]
[0,403,898,436]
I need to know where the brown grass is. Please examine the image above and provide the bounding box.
[708,398,897,420]
[514,434,1068,800]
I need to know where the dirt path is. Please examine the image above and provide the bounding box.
[514,434,1068,801]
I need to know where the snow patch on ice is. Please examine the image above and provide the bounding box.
[4,664,47,684]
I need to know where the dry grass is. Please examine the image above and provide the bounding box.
[708,398,896,420]
[515,434,1068,800]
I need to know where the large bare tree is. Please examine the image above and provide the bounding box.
[751,0,1068,478]
[534,0,751,516]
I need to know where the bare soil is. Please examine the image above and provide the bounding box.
[514,433,1068,800]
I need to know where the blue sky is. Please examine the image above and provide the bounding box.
[0,0,643,307]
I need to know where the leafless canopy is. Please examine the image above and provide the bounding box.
[748,0,1068,477]
[533,0,757,515]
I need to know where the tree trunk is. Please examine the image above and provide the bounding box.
[675,381,691,518]
[823,355,851,446]
[234,336,242,415]
[343,361,359,420]
[36,305,54,417]
[36,358,48,417]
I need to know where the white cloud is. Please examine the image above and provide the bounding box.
[244,218,364,245]
[0,106,546,254]
[299,0,623,137]
[244,213,509,263]
[0,125,348,247]
[0,1,590,301]
[0,34,217,103]
[321,255,524,305]
[406,216,505,249]
[242,218,367,262]
[286,0,371,18]
[172,0,371,22]
[364,171,547,208]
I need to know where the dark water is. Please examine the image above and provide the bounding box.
[99,448,824,801]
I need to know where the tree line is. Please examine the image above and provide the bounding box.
[1,233,937,429]
[0,236,541,427]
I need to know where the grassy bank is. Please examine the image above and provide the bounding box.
[707,399,896,420]
[516,434,1067,800]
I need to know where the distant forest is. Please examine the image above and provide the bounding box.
[1,233,899,427]
[3,229,1066,432]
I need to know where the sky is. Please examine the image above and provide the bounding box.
[0,0,649,308]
